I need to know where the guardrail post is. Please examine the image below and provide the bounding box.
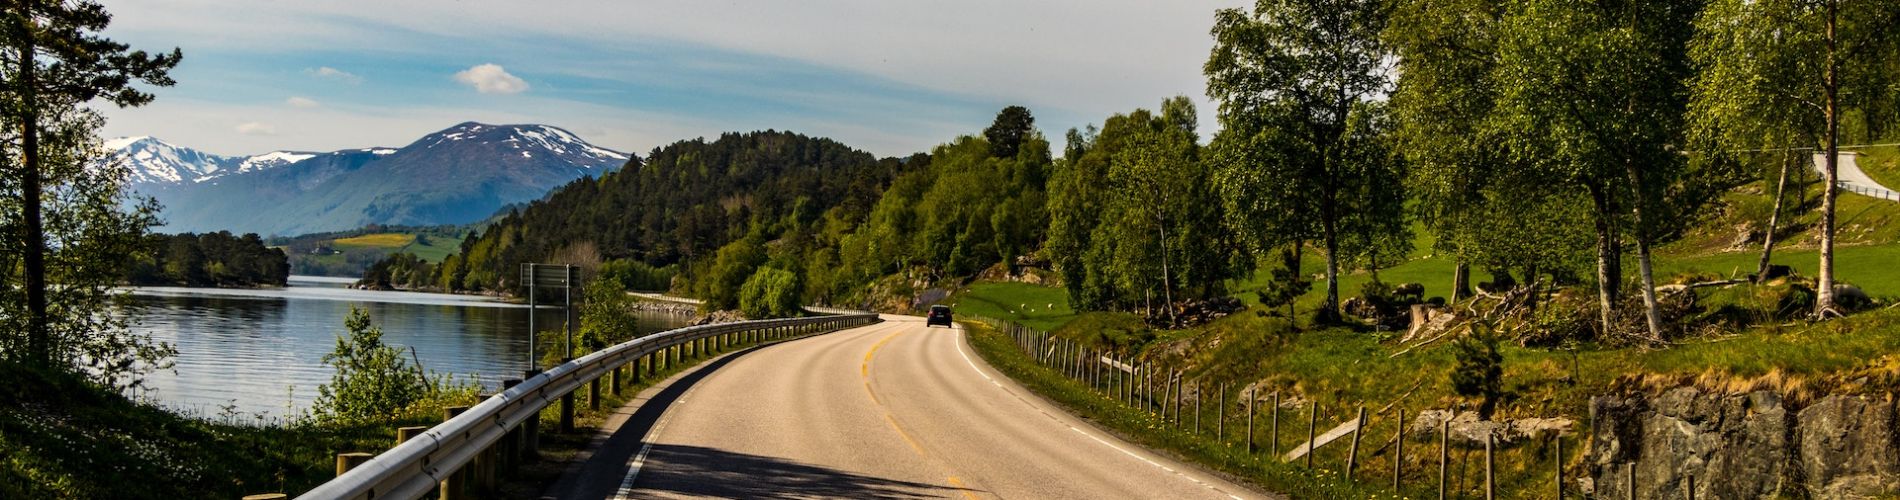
[498,379,522,474]
[522,370,541,459]
[612,363,623,395]
[590,376,603,411]
[335,452,372,476]
[560,358,577,433]
[441,405,471,500]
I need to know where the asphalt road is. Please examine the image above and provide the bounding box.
[545,314,1269,499]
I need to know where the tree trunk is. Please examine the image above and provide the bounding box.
[17,28,49,366]
[1588,184,1620,333]
[1157,220,1177,327]
[1815,1,1840,318]
[1625,159,1664,341]
[1756,149,1793,282]
[1452,260,1471,303]
[1320,214,1342,325]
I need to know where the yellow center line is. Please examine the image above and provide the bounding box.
[864,328,983,499]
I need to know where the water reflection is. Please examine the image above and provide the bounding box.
[125,276,690,418]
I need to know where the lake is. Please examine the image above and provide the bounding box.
[124,276,692,419]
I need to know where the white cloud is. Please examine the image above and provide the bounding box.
[453,64,530,94]
[234,122,277,136]
[305,66,363,84]
[286,96,321,108]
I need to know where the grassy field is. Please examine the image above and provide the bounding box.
[939,281,1079,331]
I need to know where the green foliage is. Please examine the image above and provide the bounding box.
[0,112,172,389]
[1050,98,1244,319]
[311,307,429,424]
[1450,326,1506,420]
[578,279,639,354]
[699,236,767,311]
[598,258,678,292]
[358,252,433,290]
[1206,0,1407,324]
[738,266,802,318]
[126,231,290,287]
[984,105,1037,159]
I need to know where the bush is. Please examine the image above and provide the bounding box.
[598,258,678,292]
[312,307,430,424]
[1451,323,1505,420]
[739,266,802,318]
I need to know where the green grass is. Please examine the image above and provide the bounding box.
[960,321,1376,499]
[1850,145,1900,191]
[939,281,1079,331]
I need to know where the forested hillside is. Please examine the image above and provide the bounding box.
[419,130,913,297]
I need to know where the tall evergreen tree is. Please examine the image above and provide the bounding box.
[2,0,179,366]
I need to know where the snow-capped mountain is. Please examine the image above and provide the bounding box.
[103,136,328,187]
[111,122,632,236]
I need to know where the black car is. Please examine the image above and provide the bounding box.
[926,305,953,328]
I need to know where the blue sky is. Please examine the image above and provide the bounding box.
[94,0,1242,158]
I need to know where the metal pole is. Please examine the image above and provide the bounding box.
[1484,434,1494,500]
[1219,384,1227,441]
[527,265,536,370]
[1271,391,1279,452]
[1247,388,1256,453]
[1626,462,1635,500]
[1555,432,1563,499]
[564,265,574,360]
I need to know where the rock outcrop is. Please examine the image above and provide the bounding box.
[1585,387,1897,499]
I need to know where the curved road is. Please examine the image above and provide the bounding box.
[546,314,1267,499]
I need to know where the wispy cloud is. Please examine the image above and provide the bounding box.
[234,122,277,136]
[453,64,529,94]
[286,96,321,108]
[305,66,363,84]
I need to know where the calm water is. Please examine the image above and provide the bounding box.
[124,276,690,418]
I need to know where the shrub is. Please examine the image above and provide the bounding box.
[1451,323,1505,420]
[739,267,802,318]
[312,307,429,424]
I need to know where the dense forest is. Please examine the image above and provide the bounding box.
[125,232,290,287]
[369,0,1900,338]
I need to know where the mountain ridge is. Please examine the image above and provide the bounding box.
[103,122,632,236]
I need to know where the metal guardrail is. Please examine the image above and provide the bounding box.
[296,312,880,500]
[1838,181,1900,202]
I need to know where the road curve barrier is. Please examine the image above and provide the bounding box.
[295,312,880,500]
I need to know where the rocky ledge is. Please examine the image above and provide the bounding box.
[1586,387,1898,499]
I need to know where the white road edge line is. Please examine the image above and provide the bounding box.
[612,374,704,500]
[952,325,1247,500]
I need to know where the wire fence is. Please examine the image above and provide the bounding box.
[955,315,1705,500]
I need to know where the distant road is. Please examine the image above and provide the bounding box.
[546,314,1269,499]
[1817,151,1900,200]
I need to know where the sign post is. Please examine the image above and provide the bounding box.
[519,263,582,369]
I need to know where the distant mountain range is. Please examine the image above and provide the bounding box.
[104,122,631,236]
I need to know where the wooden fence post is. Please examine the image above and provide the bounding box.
[335,452,372,476]
[1305,402,1317,469]
[441,405,471,500]
[1439,417,1449,500]
[1347,406,1366,480]
[1395,407,1405,491]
